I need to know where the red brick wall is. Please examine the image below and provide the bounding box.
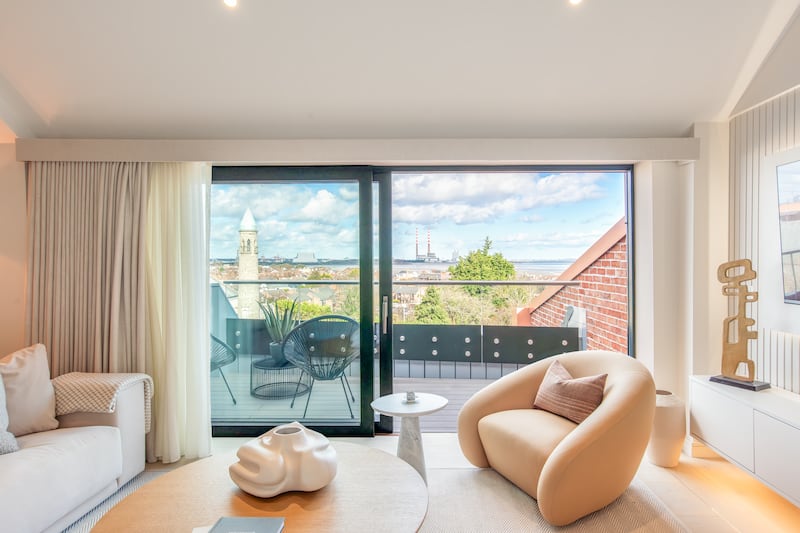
[529,237,628,353]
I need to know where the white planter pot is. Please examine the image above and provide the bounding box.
[646,390,686,467]
[229,421,338,498]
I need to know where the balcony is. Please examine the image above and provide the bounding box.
[210,278,590,432]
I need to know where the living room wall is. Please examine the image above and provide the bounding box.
[4,137,701,396]
[634,160,693,400]
[730,85,800,393]
[0,142,26,355]
[732,11,800,117]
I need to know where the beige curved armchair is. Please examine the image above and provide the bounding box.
[457,350,655,526]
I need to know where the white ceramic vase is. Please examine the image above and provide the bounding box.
[229,421,337,498]
[646,390,686,467]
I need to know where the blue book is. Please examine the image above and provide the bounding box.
[209,516,285,533]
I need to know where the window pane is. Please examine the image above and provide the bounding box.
[390,170,629,431]
[210,179,362,429]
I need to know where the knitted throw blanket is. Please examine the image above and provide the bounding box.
[52,372,154,433]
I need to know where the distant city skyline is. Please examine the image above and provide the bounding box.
[209,171,627,261]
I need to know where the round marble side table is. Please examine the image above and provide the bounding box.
[371,392,448,482]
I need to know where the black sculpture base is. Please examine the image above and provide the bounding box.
[710,375,771,391]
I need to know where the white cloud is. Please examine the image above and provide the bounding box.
[212,184,297,220]
[333,228,358,245]
[483,230,604,253]
[523,230,605,248]
[298,190,337,220]
[338,185,359,201]
[393,172,604,206]
[210,172,625,259]
[210,183,362,257]
[393,203,496,225]
[391,172,607,225]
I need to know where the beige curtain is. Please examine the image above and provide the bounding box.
[26,162,149,375]
[26,160,212,463]
[145,162,211,463]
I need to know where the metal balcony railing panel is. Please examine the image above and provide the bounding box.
[393,324,482,363]
[211,282,239,339]
[225,318,272,357]
[481,326,579,364]
[390,324,580,379]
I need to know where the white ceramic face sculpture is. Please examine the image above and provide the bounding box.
[229,421,338,498]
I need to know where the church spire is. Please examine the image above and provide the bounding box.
[240,208,257,231]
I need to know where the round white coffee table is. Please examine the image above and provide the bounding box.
[371,392,448,482]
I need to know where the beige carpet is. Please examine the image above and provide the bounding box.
[421,468,688,533]
[61,472,163,533]
[65,469,686,533]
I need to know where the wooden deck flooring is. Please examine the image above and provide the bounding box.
[211,357,493,432]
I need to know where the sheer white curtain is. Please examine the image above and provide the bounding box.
[26,162,149,375]
[145,162,212,463]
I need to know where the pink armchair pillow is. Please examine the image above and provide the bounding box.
[533,359,607,423]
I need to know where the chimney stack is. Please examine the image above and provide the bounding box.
[427,229,431,256]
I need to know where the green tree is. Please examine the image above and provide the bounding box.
[414,287,449,324]
[341,267,360,280]
[296,301,332,320]
[307,270,333,280]
[438,287,485,325]
[339,287,360,319]
[449,237,515,296]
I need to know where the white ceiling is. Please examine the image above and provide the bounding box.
[0,0,796,141]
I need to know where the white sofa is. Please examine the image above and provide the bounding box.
[0,371,148,533]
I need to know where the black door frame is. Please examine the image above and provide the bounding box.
[372,164,635,434]
[212,166,375,437]
[212,164,634,436]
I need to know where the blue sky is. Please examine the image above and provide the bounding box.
[778,160,800,205]
[209,171,627,261]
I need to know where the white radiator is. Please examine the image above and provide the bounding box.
[756,329,800,393]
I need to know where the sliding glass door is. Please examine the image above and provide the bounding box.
[209,167,375,436]
[381,168,631,434]
[208,165,632,437]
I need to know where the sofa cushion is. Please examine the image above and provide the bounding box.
[0,426,123,533]
[478,409,576,498]
[0,374,19,454]
[0,344,59,436]
[533,359,607,423]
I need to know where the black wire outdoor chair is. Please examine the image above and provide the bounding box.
[210,334,238,405]
[283,315,360,418]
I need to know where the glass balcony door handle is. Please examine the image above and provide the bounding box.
[382,295,389,335]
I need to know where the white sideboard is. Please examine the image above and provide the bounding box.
[690,375,800,507]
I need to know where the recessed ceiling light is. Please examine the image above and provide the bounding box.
[224,0,238,8]
[569,0,583,5]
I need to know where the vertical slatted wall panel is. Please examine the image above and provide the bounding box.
[758,329,800,393]
[731,87,800,389]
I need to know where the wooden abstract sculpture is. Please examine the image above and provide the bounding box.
[718,259,758,382]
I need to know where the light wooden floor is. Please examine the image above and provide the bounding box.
[204,366,800,531]
[636,446,800,532]
[192,434,800,533]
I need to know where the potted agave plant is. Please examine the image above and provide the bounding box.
[259,299,298,366]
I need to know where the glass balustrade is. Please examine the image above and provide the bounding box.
[209,277,592,430]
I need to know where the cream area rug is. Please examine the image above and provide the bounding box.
[65,469,686,533]
[61,472,163,533]
[420,468,688,533]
